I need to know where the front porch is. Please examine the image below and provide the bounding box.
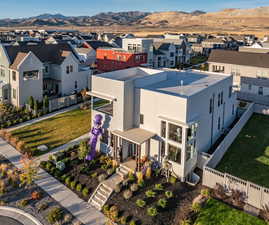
[111,128,156,172]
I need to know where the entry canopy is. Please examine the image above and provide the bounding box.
[112,128,156,145]
[86,91,116,101]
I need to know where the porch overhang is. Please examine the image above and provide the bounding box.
[112,128,156,145]
[86,91,116,102]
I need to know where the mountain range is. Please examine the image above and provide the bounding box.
[0,7,269,31]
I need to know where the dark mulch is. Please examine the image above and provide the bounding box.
[41,148,114,201]
[107,173,202,225]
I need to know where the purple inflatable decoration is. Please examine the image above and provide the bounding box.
[85,114,103,161]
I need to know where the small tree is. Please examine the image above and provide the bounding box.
[34,100,38,114]
[28,96,34,110]
[43,95,49,114]
[19,154,38,187]
[78,141,88,161]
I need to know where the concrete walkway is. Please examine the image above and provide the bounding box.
[0,138,105,225]
[7,104,80,132]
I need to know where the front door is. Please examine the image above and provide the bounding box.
[128,143,137,159]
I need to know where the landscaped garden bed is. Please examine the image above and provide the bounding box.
[104,168,202,225]
[0,103,38,129]
[0,155,83,225]
[40,142,117,201]
[0,108,91,156]
[216,113,269,188]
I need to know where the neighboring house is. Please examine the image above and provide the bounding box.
[96,47,147,72]
[201,38,227,55]
[122,38,154,67]
[239,42,269,54]
[208,49,269,105]
[75,47,96,66]
[0,43,91,107]
[153,42,176,68]
[87,67,237,181]
[187,35,203,44]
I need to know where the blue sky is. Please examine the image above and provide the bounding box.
[0,0,268,19]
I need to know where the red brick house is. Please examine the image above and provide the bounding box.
[96,48,147,72]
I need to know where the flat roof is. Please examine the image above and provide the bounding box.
[95,67,163,82]
[142,70,230,98]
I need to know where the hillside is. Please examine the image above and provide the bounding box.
[0,7,269,32]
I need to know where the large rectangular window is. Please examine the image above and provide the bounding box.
[167,144,181,164]
[0,66,5,77]
[168,123,182,143]
[161,121,166,138]
[12,71,16,81]
[12,88,16,99]
[23,70,38,79]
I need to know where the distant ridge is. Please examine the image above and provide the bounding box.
[0,7,268,31]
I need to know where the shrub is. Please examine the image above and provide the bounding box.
[180,219,191,225]
[78,141,88,160]
[137,180,145,188]
[128,172,136,182]
[17,199,29,208]
[192,202,202,213]
[129,220,136,225]
[136,199,146,208]
[130,183,139,192]
[70,181,77,189]
[91,172,98,178]
[123,189,133,200]
[31,191,41,200]
[157,198,167,209]
[107,168,114,176]
[136,171,144,183]
[65,177,72,186]
[60,174,68,182]
[201,188,210,198]
[98,173,107,183]
[145,190,156,198]
[120,216,127,224]
[82,187,89,197]
[147,207,158,217]
[47,207,63,224]
[103,204,110,215]
[0,200,6,206]
[63,214,72,223]
[37,202,48,212]
[165,191,173,199]
[46,162,53,171]
[114,183,122,193]
[169,176,177,184]
[76,183,82,192]
[109,205,119,222]
[154,183,164,191]
[145,167,152,180]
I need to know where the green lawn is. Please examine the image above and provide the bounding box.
[11,108,91,155]
[217,114,269,188]
[195,198,266,225]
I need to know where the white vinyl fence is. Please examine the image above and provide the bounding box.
[49,95,78,112]
[206,103,254,168]
[203,167,269,210]
[202,103,269,210]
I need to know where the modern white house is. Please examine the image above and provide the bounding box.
[88,67,237,181]
[0,43,92,107]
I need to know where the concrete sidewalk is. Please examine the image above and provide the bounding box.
[0,138,105,225]
[7,104,80,131]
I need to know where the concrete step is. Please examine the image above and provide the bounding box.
[95,192,107,202]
